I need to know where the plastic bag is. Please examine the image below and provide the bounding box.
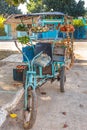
[34,53,51,67]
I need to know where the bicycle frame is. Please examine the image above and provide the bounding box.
[24,46,65,109]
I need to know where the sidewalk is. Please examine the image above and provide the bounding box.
[0,41,22,51]
[0,43,24,127]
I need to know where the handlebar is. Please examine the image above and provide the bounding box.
[31,51,43,67]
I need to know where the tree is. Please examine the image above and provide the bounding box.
[85,8,87,20]
[4,0,86,17]
[26,0,86,17]
[5,0,26,6]
[0,0,22,15]
[43,0,85,17]
[75,0,85,17]
[27,0,42,13]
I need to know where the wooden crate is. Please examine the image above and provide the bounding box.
[53,46,66,55]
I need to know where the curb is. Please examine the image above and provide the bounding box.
[0,88,24,127]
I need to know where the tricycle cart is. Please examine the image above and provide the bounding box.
[14,12,75,129]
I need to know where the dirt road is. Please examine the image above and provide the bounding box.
[1,41,87,130]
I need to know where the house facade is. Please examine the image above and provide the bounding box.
[1,14,38,40]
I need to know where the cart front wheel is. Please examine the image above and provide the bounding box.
[60,66,66,92]
[24,90,37,129]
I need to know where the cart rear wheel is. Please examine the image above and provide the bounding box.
[60,66,66,92]
[24,90,37,129]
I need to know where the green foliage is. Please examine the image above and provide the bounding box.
[75,0,85,17]
[0,15,6,36]
[27,0,86,17]
[16,24,28,31]
[0,0,21,15]
[17,36,30,44]
[0,28,7,36]
[73,19,85,27]
[5,0,25,6]
[27,0,42,13]
[0,15,5,28]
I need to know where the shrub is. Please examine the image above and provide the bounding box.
[73,19,85,28]
[0,15,5,28]
[0,28,7,36]
[73,19,86,39]
[0,15,6,36]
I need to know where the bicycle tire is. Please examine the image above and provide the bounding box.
[23,90,37,129]
[60,66,66,92]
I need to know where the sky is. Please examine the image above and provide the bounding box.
[18,3,27,14]
[18,0,87,14]
[76,0,87,7]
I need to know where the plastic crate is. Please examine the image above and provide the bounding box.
[53,46,65,55]
[13,65,28,82]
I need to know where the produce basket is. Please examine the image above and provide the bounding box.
[31,26,49,33]
[60,24,75,33]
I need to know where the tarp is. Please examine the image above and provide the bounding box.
[15,12,65,19]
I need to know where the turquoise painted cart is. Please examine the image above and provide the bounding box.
[15,12,74,129]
